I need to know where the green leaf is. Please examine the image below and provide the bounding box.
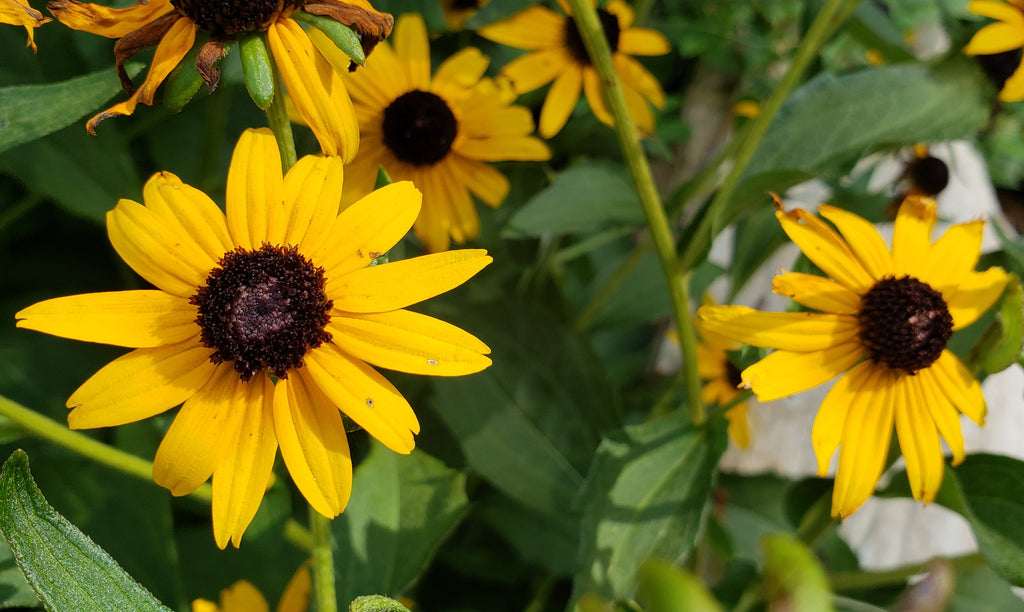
[0,450,170,612]
[0,537,39,608]
[636,558,724,612]
[476,492,579,575]
[969,274,1024,376]
[762,534,834,612]
[333,443,469,602]
[504,161,645,237]
[0,64,141,154]
[571,416,728,602]
[950,564,1024,612]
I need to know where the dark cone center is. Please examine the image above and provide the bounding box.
[858,276,952,374]
[564,8,621,65]
[725,359,743,388]
[171,0,302,35]
[191,244,333,381]
[977,48,1024,92]
[382,89,458,166]
[907,155,950,196]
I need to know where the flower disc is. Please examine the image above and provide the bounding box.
[858,276,953,374]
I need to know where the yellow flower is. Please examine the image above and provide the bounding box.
[192,563,310,612]
[478,0,669,138]
[46,0,390,153]
[1,0,50,52]
[312,13,550,253]
[16,128,492,548]
[964,0,1024,101]
[698,196,1009,518]
[694,318,752,450]
[441,0,489,31]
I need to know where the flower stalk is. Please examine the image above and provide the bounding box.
[266,63,299,171]
[565,0,704,424]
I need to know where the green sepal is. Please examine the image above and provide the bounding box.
[349,594,410,612]
[164,37,208,113]
[293,10,366,66]
[239,33,275,110]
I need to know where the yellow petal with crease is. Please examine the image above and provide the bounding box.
[499,48,565,95]
[329,250,491,312]
[278,564,312,612]
[965,22,1024,54]
[394,14,430,90]
[946,267,1009,330]
[67,340,216,429]
[219,581,269,612]
[539,67,583,138]
[47,0,172,38]
[818,204,892,279]
[283,154,344,254]
[741,343,864,402]
[144,172,232,263]
[831,366,894,517]
[894,376,944,504]
[969,0,1024,24]
[914,371,965,465]
[226,128,283,249]
[16,290,195,348]
[477,6,565,50]
[812,360,873,476]
[697,305,860,351]
[776,207,874,293]
[920,220,983,294]
[891,195,936,276]
[771,273,861,314]
[926,350,986,425]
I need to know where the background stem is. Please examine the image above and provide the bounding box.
[310,507,338,612]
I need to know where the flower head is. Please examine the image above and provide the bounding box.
[1,0,50,51]
[192,563,310,612]
[478,0,669,137]
[46,0,391,155]
[694,311,751,449]
[16,128,492,548]
[964,0,1024,101]
[312,13,550,252]
[698,196,1009,517]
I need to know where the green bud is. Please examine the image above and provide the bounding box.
[293,11,366,66]
[349,594,410,612]
[163,39,205,113]
[239,33,275,110]
[762,533,834,612]
[636,558,724,612]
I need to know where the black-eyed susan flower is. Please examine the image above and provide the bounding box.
[16,128,492,548]
[441,0,489,31]
[694,316,751,449]
[192,563,310,612]
[311,13,550,252]
[46,0,391,155]
[698,196,1009,518]
[1,0,49,51]
[477,0,669,138]
[964,0,1024,102]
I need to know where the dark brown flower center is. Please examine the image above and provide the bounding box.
[907,155,949,196]
[564,8,621,65]
[858,276,952,374]
[977,48,1024,92]
[451,0,481,9]
[171,0,302,35]
[191,244,332,381]
[382,89,458,166]
[725,359,743,388]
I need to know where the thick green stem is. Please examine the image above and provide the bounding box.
[566,0,703,424]
[266,65,298,171]
[830,553,984,591]
[310,507,338,612]
[679,0,862,271]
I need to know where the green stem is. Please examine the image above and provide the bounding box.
[0,394,212,504]
[310,507,338,612]
[794,490,836,547]
[678,0,862,271]
[830,553,985,592]
[266,64,298,171]
[0,195,41,234]
[566,0,704,424]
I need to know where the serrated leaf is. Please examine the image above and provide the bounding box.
[0,450,170,612]
[333,443,469,602]
[571,416,727,602]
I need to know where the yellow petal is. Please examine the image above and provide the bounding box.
[269,19,359,162]
[771,273,861,315]
[476,6,565,50]
[894,375,944,504]
[329,249,492,312]
[617,27,671,56]
[1000,55,1024,101]
[16,290,195,348]
[47,0,171,38]
[725,403,751,449]
[615,53,665,108]
[435,159,479,245]
[965,22,1024,55]
[946,266,1009,330]
[891,195,937,277]
[582,68,613,127]
[153,364,239,496]
[460,160,511,208]
[926,350,986,425]
[327,309,491,376]
[273,372,353,518]
[831,366,895,517]
[316,181,421,278]
[456,135,551,162]
[67,340,216,429]
[741,343,864,402]
[277,564,312,612]
[144,172,233,263]
[394,13,430,90]
[913,370,965,465]
[0,0,50,51]
[219,580,270,612]
[697,305,861,351]
[499,49,566,95]
[303,344,420,454]
[412,167,453,253]
[539,67,583,138]
[620,75,656,133]
[325,31,407,108]
[812,360,874,476]
[920,220,983,295]
[225,128,283,249]
[776,207,875,293]
[282,154,344,253]
[434,47,489,89]
[604,0,634,29]
[969,0,1024,23]
[191,598,218,612]
[818,204,892,279]
[212,375,277,549]
[107,197,212,298]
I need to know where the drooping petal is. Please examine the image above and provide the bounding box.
[945,267,1009,330]
[499,48,566,95]
[926,350,986,425]
[273,371,353,518]
[776,207,875,293]
[393,13,430,90]
[15,290,196,348]
[582,68,613,126]
[277,564,312,612]
[894,375,945,504]
[913,371,965,465]
[107,197,213,298]
[1,0,50,51]
[327,309,491,376]
[212,375,278,549]
[281,154,344,254]
[153,364,240,496]
[771,273,861,315]
[696,305,861,351]
[328,249,492,312]
[476,5,566,50]
[47,0,172,38]
[891,195,937,277]
[812,360,874,476]
[316,181,422,278]
[225,128,284,250]
[831,366,895,517]
[740,343,864,402]
[818,204,892,279]
[67,340,216,429]
[538,67,583,138]
[303,343,420,454]
[143,172,232,263]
